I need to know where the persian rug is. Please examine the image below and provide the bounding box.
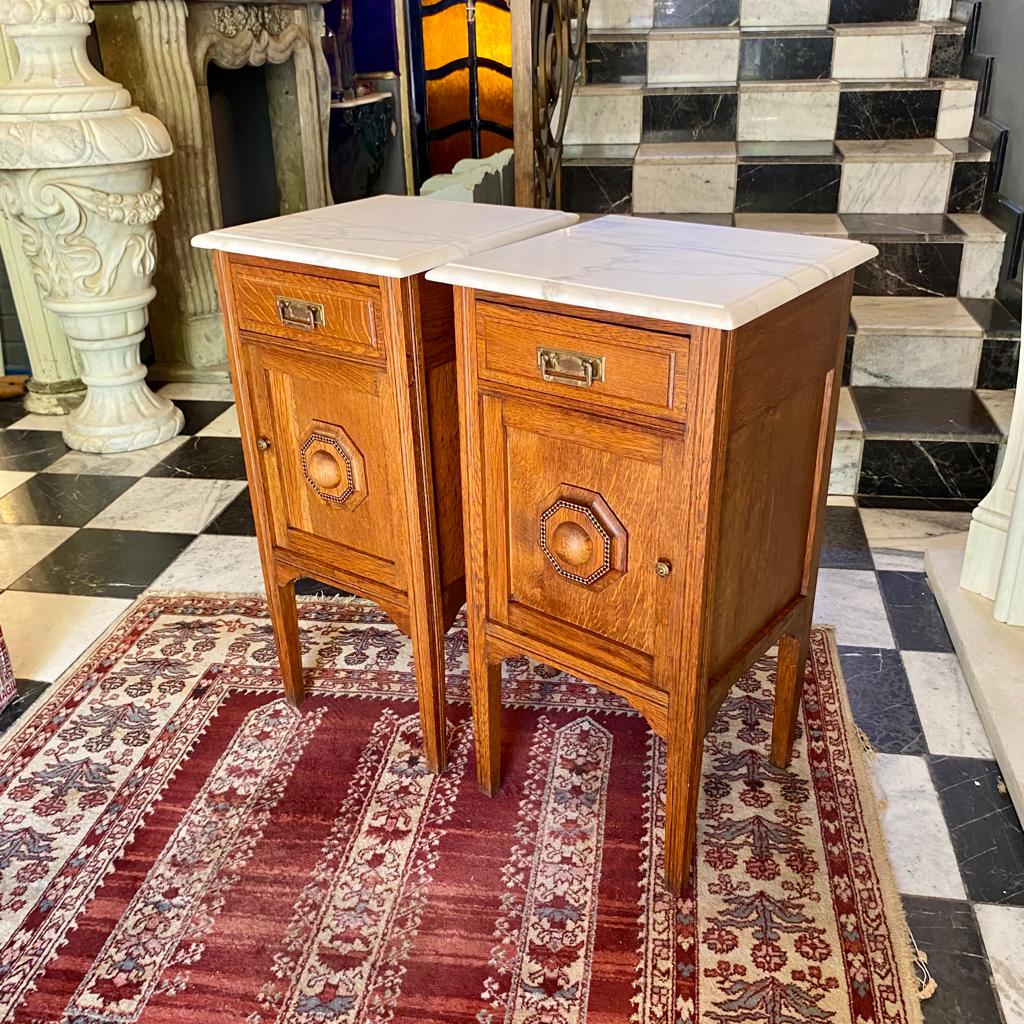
[0,595,922,1024]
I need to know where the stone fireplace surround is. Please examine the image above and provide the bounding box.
[92,0,332,381]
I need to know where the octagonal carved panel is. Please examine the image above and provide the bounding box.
[299,420,366,509]
[539,484,627,588]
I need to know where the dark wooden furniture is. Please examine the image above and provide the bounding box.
[196,196,577,774]
[436,219,871,891]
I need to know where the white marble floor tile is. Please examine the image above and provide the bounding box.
[959,240,1005,300]
[45,436,188,476]
[918,0,952,18]
[740,0,829,25]
[148,535,265,593]
[0,590,133,682]
[85,477,246,534]
[648,33,740,84]
[949,213,1006,242]
[196,405,240,437]
[586,0,653,29]
[937,81,978,140]
[0,470,34,499]
[737,83,839,142]
[7,412,68,432]
[813,567,894,647]
[733,213,848,237]
[978,390,1015,436]
[564,89,643,146]
[0,524,76,588]
[874,753,967,899]
[849,296,982,337]
[859,506,972,571]
[902,651,994,759]
[633,158,737,213]
[157,381,235,402]
[828,437,862,496]
[839,159,953,215]
[976,904,1024,1024]
[831,26,933,80]
[850,334,982,389]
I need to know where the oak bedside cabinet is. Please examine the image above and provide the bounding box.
[193,196,577,773]
[428,215,876,888]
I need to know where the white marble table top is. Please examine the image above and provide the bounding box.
[192,195,578,279]
[425,215,878,330]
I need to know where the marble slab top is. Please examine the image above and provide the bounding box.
[425,215,878,331]
[192,195,579,279]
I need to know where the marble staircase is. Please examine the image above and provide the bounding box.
[559,0,1021,507]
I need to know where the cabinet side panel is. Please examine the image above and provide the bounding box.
[428,359,465,590]
[708,276,850,679]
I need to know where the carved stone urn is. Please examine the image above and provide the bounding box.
[0,0,183,451]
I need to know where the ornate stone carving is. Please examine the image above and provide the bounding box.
[212,4,291,38]
[539,485,627,588]
[0,0,183,452]
[300,422,366,509]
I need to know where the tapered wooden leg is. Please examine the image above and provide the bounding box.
[267,576,305,707]
[663,721,705,895]
[408,600,448,775]
[771,631,810,769]
[468,628,502,796]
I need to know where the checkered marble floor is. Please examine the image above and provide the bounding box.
[1,381,1022,1024]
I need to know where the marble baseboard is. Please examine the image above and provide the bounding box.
[850,334,981,388]
[735,162,840,212]
[976,338,1021,390]
[839,159,953,215]
[853,241,961,297]
[859,439,999,501]
[642,90,738,142]
[831,26,934,81]
[564,90,643,146]
[738,32,833,81]
[737,83,839,142]
[562,164,634,214]
[647,34,740,84]
[653,0,740,27]
[633,156,737,212]
[836,88,941,141]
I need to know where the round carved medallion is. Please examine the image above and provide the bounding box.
[307,448,344,490]
[299,421,366,509]
[550,521,594,567]
[539,485,627,588]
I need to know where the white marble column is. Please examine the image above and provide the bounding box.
[960,295,1024,625]
[0,0,183,451]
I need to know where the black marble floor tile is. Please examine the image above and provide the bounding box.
[0,397,26,429]
[853,242,962,298]
[857,494,980,512]
[8,527,193,598]
[653,0,739,27]
[738,33,833,81]
[205,487,256,536]
[145,436,247,480]
[641,91,738,143]
[0,679,48,736]
[562,164,633,214]
[837,646,926,754]
[645,213,736,225]
[947,162,989,215]
[840,213,962,242]
[0,430,69,472]
[836,89,941,140]
[842,334,854,386]
[858,440,999,503]
[585,40,647,84]
[294,577,352,598]
[929,30,966,79]
[877,570,953,652]
[820,505,874,569]
[929,756,1024,905]
[961,297,1022,340]
[902,896,1005,1024]
[852,388,1000,438]
[976,338,1020,389]
[828,0,919,22]
[0,472,135,527]
[735,163,840,213]
[172,400,234,437]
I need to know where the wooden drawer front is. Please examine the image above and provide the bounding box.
[242,339,406,591]
[232,264,384,359]
[481,394,681,684]
[476,302,688,421]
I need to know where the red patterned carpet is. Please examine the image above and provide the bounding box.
[0,596,922,1024]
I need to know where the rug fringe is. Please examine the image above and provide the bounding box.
[909,934,938,1001]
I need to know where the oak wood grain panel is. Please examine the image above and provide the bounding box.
[476,302,689,421]
[232,264,385,358]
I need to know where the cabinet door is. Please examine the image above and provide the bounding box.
[481,394,681,688]
[241,337,407,592]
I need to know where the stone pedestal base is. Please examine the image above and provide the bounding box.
[24,375,86,415]
[927,541,1024,825]
[148,360,231,385]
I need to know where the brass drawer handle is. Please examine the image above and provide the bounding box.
[537,346,605,389]
[276,296,325,331]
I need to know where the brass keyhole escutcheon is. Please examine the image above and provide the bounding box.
[655,560,672,578]
[551,520,594,568]
[307,448,344,490]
